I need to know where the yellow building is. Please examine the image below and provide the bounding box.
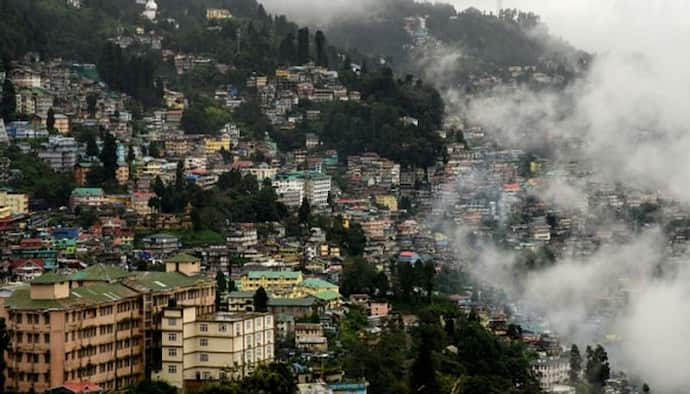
[116,164,129,185]
[153,306,273,389]
[239,271,303,294]
[0,206,11,219]
[204,134,231,154]
[206,8,233,20]
[53,114,70,134]
[0,191,29,215]
[375,194,398,212]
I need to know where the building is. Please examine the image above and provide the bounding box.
[69,188,105,211]
[53,114,70,134]
[140,233,181,256]
[204,134,232,153]
[131,192,155,216]
[0,191,29,215]
[0,274,145,392]
[0,261,216,393]
[273,171,331,208]
[532,356,570,391]
[38,136,79,173]
[294,323,327,353]
[206,8,233,20]
[153,307,273,389]
[226,291,254,312]
[239,271,303,294]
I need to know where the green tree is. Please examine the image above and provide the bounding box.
[298,197,311,225]
[46,107,55,132]
[127,380,177,394]
[315,30,327,67]
[175,160,185,191]
[569,344,582,383]
[86,93,98,118]
[85,133,99,157]
[297,27,310,64]
[99,131,118,179]
[253,287,268,312]
[0,77,16,121]
[0,317,11,391]
[642,383,650,393]
[215,271,227,310]
[586,345,610,393]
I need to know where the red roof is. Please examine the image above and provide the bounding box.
[231,160,253,169]
[399,251,416,257]
[58,382,103,393]
[10,258,44,269]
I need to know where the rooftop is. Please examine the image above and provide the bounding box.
[68,264,131,282]
[6,282,139,310]
[31,272,67,284]
[247,271,302,280]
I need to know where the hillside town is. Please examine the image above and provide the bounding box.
[0,1,664,394]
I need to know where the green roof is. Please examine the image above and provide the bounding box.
[5,282,139,311]
[247,271,302,280]
[31,273,68,284]
[71,187,104,197]
[69,264,131,282]
[267,297,316,307]
[123,271,211,293]
[166,253,200,263]
[300,278,337,289]
[312,290,340,301]
[227,291,254,298]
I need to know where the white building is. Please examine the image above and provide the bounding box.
[273,171,331,208]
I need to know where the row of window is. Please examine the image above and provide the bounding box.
[64,337,142,360]
[62,355,142,381]
[14,332,49,344]
[8,351,47,363]
[10,313,49,325]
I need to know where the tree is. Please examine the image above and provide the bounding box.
[86,93,98,118]
[0,77,16,121]
[315,30,327,67]
[175,160,185,191]
[85,133,99,157]
[569,344,582,383]
[127,145,135,163]
[297,27,310,64]
[99,131,118,179]
[586,345,610,393]
[298,197,311,225]
[46,107,55,132]
[215,271,227,310]
[0,318,10,391]
[642,383,650,393]
[127,380,177,394]
[253,287,268,312]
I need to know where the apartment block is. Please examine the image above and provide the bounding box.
[153,306,274,389]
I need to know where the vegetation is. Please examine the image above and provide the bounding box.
[253,287,268,313]
[4,145,75,206]
[336,305,540,394]
[196,362,297,394]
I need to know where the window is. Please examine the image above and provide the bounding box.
[44,334,50,344]
[168,318,177,326]
[168,364,177,374]
[168,348,177,357]
[200,353,208,362]
[218,324,227,333]
[200,338,208,347]
[168,333,177,342]
[202,371,211,380]
[200,323,208,332]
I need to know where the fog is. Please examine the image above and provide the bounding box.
[259,0,690,391]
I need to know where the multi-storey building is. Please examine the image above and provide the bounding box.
[69,188,105,211]
[152,307,274,389]
[38,136,79,173]
[0,273,145,393]
[238,271,303,294]
[273,171,331,208]
[0,191,29,215]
